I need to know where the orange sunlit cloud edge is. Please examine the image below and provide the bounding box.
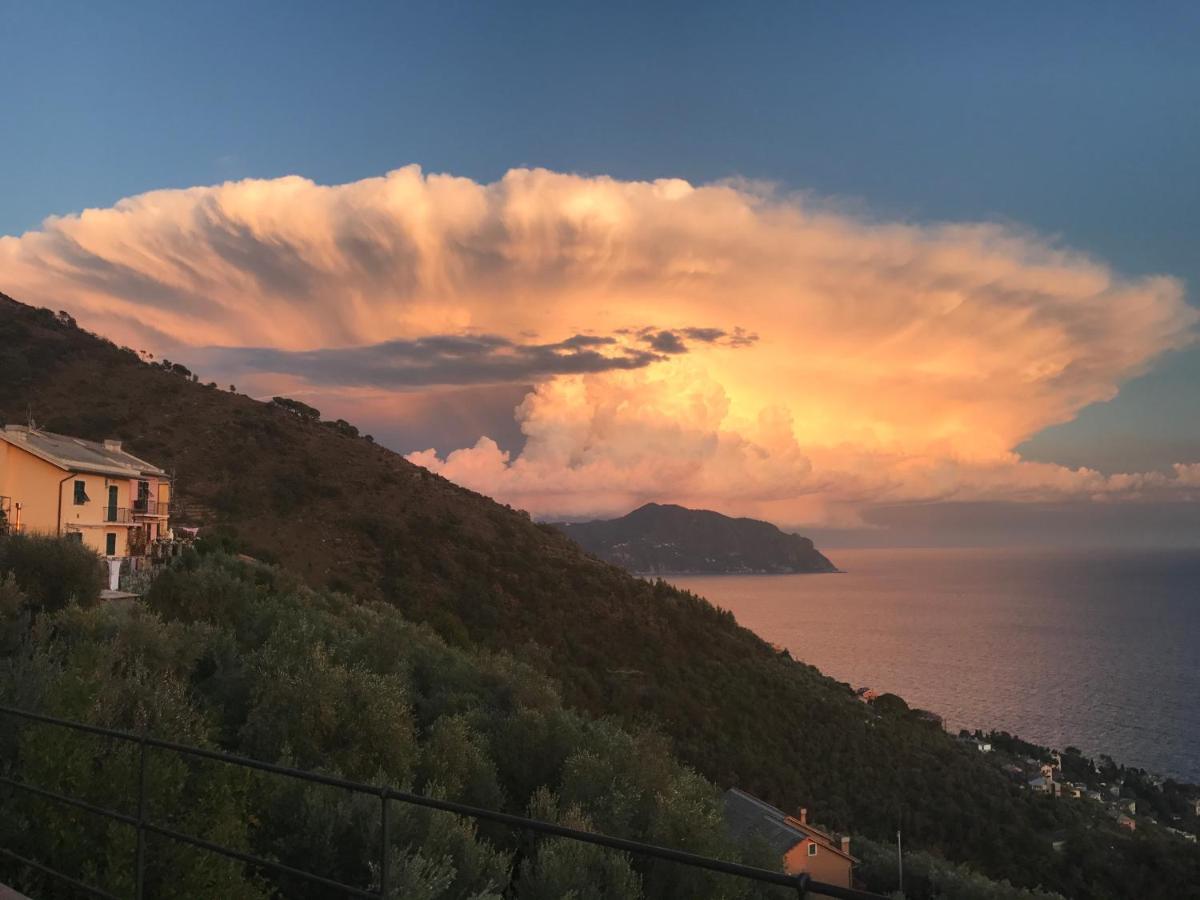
[2,165,1196,526]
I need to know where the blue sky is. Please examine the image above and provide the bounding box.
[2,0,1198,485]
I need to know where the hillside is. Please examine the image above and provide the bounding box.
[555,503,838,574]
[2,292,1198,898]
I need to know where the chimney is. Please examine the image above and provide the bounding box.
[104,439,122,452]
[797,808,808,825]
[840,836,851,855]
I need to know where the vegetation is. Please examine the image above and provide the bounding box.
[0,547,780,898]
[0,531,104,612]
[2,292,1199,898]
[854,836,1064,900]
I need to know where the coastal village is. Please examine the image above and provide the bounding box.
[855,685,1200,847]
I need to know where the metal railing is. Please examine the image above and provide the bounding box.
[103,507,132,524]
[0,705,881,900]
[132,498,169,517]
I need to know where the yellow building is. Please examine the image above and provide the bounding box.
[723,789,857,890]
[0,425,171,559]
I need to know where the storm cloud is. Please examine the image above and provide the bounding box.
[2,165,1197,526]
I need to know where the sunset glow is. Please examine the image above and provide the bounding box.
[2,166,1196,525]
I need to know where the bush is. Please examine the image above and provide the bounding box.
[0,533,104,612]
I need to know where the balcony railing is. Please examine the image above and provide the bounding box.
[102,507,132,524]
[132,498,169,517]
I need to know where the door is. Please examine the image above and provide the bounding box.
[105,532,117,556]
[107,485,118,522]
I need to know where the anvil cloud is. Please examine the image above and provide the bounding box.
[2,166,1196,525]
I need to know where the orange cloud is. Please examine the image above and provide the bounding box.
[2,166,1196,524]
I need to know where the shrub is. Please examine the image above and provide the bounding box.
[0,533,104,612]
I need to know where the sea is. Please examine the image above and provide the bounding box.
[670,547,1200,783]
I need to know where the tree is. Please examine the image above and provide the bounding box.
[0,532,104,612]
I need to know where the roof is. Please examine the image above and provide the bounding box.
[1,426,167,479]
[722,789,856,862]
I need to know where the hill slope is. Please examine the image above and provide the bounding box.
[3,292,1196,898]
[556,503,838,574]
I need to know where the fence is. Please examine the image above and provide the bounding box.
[0,705,883,900]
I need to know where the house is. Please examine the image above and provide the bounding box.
[1086,790,1103,802]
[723,789,856,889]
[1114,813,1136,832]
[855,687,879,703]
[0,425,171,566]
[1028,774,1060,796]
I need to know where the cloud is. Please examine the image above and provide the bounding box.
[2,165,1196,525]
[203,331,672,388]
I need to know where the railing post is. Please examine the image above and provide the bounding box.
[379,788,390,900]
[794,872,810,898]
[135,736,147,900]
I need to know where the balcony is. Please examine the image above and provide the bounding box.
[132,498,170,517]
[103,507,132,524]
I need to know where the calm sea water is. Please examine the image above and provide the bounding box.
[671,547,1200,782]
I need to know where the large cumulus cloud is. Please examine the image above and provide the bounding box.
[2,165,1196,524]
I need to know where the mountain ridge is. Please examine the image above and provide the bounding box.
[555,502,839,574]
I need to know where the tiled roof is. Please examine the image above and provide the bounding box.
[1,426,167,479]
[722,789,857,861]
[723,789,806,855]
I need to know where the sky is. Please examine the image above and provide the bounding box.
[2,1,1198,545]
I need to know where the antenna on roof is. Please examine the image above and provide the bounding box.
[26,405,36,431]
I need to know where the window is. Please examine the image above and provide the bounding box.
[807,843,818,857]
[65,532,83,544]
[105,533,117,556]
[73,480,89,505]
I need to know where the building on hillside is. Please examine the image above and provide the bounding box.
[722,789,857,889]
[0,425,171,567]
[1114,813,1136,832]
[959,735,993,753]
[1028,774,1052,794]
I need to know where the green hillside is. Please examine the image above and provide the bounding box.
[2,292,1198,898]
